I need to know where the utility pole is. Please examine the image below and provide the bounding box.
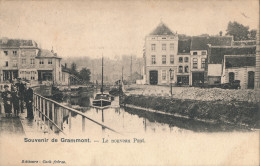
[255,10,260,89]
[130,56,132,84]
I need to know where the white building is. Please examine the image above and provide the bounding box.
[144,22,178,85]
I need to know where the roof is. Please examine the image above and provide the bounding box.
[36,49,61,59]
[149,22,174,35]
[233,40,256,46]
[225,55,256,68]
[190,36,233,50]
[0,38,37,48]
[208,46,256,64]
[178,39,191,54]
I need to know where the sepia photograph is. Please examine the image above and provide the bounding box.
[0,0,259,165]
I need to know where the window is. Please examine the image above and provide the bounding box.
[31,71,35,80]
[179,57,183,63]
[201,58,206,68]
[170,55,174,64]
[170,43,174,50]
[193,52,197,55]
[162,55,166,64]
[202,51,207,55]
[170,70,174,80]
[178,66,183,73]
[162,70,166,80]
[193,58,198,69]
[162,44,166,51]
[185,66,189,73]
[22,59,26,64]
[4,51,8,55]
[151,55,156,64]
[151,44,156,51]
[39,59,44,64]
[162,37,166,39]
[48,59,52,64]
[184,57,189,62]
[5,61,8,67]
[13,60,17,67]
[13,51,17,55]
[30,58,35,65]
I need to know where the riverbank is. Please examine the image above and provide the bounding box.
[125,85,260,103]
[121,94,260,129]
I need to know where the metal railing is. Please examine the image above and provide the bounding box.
[33,93,120,135]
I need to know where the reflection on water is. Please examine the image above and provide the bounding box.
[61,90,248,136]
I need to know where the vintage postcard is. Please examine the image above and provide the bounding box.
[0,0,259,165]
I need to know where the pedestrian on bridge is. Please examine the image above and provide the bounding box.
[24,83,34,119]
[1,85,12,117]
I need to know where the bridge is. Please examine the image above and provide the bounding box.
[0,93,119,136]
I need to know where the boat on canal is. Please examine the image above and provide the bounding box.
[92,56,112,107]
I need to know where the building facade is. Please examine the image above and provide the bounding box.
[206,45,256,89]
[0,38,62,85]
[144,23,178,85]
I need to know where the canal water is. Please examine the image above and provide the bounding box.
[60,90,248,137]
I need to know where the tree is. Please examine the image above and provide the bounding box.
[249,29,257,40]
[226,21,250,41]
[79,68,91,82]
[71,62,77,73]
[219,31,223,36]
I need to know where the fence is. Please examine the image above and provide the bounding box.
[33,93,120,135]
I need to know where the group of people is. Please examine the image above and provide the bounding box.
[1,80,34,119]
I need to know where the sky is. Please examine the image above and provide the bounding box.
[0,0,259,59]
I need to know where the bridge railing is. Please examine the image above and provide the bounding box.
[33,93,120,135]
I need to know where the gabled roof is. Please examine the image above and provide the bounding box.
[149,22,174,35]
[0,38,37,48]
[209,46,256,64]
[190,36,233,50]
[225,55,256,68]
[36,49,61,59]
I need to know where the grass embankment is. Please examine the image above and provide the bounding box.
[123,95,260,128]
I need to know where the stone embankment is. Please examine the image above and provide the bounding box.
[122,85,260,129]
[125,85,260,103]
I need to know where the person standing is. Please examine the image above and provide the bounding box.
[11,86,20,117]
[24,83,34,119]
[1,85,12,117]
[17,80,25,113]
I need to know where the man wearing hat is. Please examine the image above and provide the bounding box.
[1,85,12,117]
[24,83,34,119]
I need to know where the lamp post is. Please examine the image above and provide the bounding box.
[169,68,173,96]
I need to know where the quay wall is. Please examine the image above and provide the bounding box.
[121,94,260,128]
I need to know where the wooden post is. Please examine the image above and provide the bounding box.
[47,101,50,133]
[52,103,55,131]
[69,111,72,133]
[82,116,85,132]
[39,97,42,127]
[43,99,45,124]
